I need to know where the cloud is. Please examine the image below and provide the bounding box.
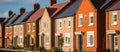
[0,11,8,17]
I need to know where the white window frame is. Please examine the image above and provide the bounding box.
[20,25,23,32]
[10,27,12,34]
[87,31,94,47]
[111,11,117,25]
[32,23,35,32]
[68,17,71,28]
[28,23,30,32]
[89,12,94,26]
[78,14,83,27]
[59,20,62,29]
[45,34,49,44]
[64,33,70,46]
[14,26,16,33]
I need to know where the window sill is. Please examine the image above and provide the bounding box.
[111,23,117,26]
[78,25,83,27]
[64,44,70,46]
[88,23,94,26]
[67,26,71,29]
[87,45,94,47]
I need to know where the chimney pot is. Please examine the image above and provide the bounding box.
[33,3,40,11]
[8,10,13,17]
[19,8,25,15]
[50,0,56,6]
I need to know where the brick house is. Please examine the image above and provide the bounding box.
[25,4,45,47]
[74,0,114,52]
[106,0,120,52]
[54,0,81,52]
[0,18,6,47]
[39,0,69,50]
[5,13,19,48]
[12,8,33,47]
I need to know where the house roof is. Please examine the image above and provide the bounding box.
[3,14,15,24]
[5,14,19,26]
[26,8,45,23]
[91,0,107,9]
[13,11,33,25]
[0,17,6,22]
[50,2,69,17]
[55,0,81,18]
[106,0,120,11]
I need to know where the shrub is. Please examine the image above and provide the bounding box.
[13,45,23,49]
[7,46,13,49]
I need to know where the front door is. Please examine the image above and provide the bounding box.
[114,35,118,51]
[78,35,83,52]
[110,34,118,52]
[41,35,44,47]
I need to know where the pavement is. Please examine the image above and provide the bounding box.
[0,48,40,52]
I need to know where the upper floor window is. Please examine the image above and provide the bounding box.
[20,25,23,32]
[68,18,71,28]
[89,12,94,26]
[59,20,62,29]
[112,11,117,25]
[78,14,83,27]
[28,24,30,32]
[87,31,94,47]
[32,23,35,32]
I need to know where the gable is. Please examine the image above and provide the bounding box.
[41,8,51,22]
[77,0,96,13]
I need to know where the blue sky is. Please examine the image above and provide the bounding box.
[0,0,67,17]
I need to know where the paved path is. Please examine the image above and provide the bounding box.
[0,48,40,52]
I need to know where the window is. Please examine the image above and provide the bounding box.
[114,36,118,47]
[10,27,12,34]
[59,20,62,29]
[68,18,71,28]
[32,23,35,32]
[112,11,117,25]
[32,38,34,45]
[79,14,83,27]
[45,35,49,44]
[28,24,30,32]
[89,12,94,26]
[64,33,70,46]
[42,23,44,29]
[87,31,94,47]
[18,37,22,44]
[20,25,23,32]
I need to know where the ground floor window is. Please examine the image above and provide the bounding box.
[87,31,94,47]
[45,35,49,44]
[64,33,70,46]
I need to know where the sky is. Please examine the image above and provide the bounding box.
[0,0,67,17]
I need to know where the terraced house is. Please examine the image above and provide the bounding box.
[106,0,120,52]
[4,12,19,48]
[54,0,81,51]
[25,3,45,47]
[12,9,33,47]
[74,0,115,52]
[0,17,5,47]
[39,0,69,50]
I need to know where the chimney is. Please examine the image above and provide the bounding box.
[68,0,75,3]
[50,0,56,6]
[8,10,13,17]
[19,8,25,15]
[33,3,40,11]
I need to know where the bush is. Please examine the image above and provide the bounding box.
[24,46,34,50]
[7,46,13,49]
[13,45,23,49]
